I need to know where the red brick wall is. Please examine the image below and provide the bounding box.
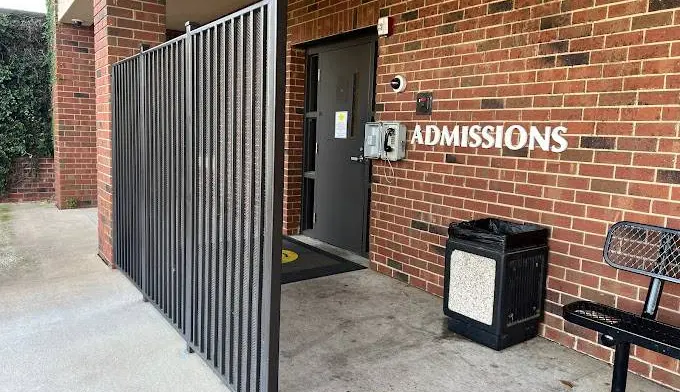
[0,158,55,203]
[93,0,166,264]
[287,0,680,389]
[283,45,305,235]
[52,20,97,209]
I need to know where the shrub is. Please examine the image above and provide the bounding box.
[0,10,52,195]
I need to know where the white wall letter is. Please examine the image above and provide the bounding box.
[468,125,483,148]
[551,126,569,153]
[504,125,528,150]
[529,126,551,151]
[481,125,495,148]
[440,125,460,147]
[411,124,424,145]
[425,125,441,146]
[495,125,504,148]
[460,126,470,147]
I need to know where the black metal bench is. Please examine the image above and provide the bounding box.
[563,221,680,392]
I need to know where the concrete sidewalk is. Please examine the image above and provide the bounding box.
[280,271,671,392]
[0,203,671,392]
[0,203,227,392]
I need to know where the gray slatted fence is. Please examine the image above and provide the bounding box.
[111,1,285,391]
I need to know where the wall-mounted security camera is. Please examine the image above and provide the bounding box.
[72,19,84,27]
[390,75,407,93]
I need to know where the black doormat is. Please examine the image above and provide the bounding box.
[281,237,366,284]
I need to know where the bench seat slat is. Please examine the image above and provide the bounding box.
[564,301,680,360]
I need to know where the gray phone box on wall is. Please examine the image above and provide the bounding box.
[364,122,407,161]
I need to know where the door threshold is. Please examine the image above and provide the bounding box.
[287,235,370,268]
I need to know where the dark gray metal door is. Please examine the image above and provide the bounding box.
[111,1,286,391]
[305,36,376,256]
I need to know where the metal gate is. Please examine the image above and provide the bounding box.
[111,1,285,391]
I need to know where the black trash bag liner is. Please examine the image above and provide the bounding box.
[450,218,547,246]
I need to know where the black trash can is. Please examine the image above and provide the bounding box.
[444,218,549,350]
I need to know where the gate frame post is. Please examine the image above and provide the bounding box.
[139,43,149,299]
[263,1,287,390]
[183,20,196,347]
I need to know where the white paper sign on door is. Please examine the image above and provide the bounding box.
[334,111,348,139]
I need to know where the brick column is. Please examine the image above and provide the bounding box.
[93,0,165,264]
[282,45,305,235]
[52,21,97,209]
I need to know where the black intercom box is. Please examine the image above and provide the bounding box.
[415,92,432,115]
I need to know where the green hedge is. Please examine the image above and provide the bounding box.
[0,10,52,195]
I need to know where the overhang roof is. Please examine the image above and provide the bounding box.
[57,0,257,30]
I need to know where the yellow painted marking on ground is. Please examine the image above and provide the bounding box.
[282,249,299,264]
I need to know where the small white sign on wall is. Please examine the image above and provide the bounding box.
[334,111,348,139]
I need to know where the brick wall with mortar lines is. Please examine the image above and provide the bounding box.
[53,21,97,209]
[93,0,166,264]
[283,44,305,234]
[0,158,54,203]
[287,0,680,389]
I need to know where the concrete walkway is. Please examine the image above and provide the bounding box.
[281,272,670,392]
[0,203,671,392]
[0,203,228,392]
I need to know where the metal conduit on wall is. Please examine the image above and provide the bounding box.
[111,1,286,391]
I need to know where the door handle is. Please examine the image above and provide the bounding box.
[350,146,366,163]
